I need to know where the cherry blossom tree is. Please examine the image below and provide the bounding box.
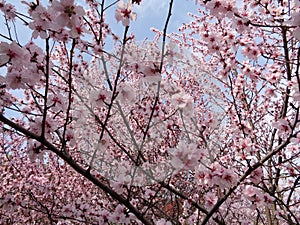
[0,0,300,224]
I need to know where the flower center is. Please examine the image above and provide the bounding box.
[64,6,75,17]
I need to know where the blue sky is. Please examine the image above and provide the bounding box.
[133,0,198,39]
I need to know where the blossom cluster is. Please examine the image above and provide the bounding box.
[0,41,44,89]
[26,0,85,39]
[0,0,300,224]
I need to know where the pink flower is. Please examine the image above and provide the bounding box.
[204,192,218,210]
[109,204,129,223]
[29,117,57,139]
[206,0,226,16]
[290,133,300,145]
[89,89,111,108]
[61,204,76,217]
[244,186,263,204]
[1,42,42,89]
[110,181,125,195]
[48,93,66,111]
[220,169,237,187]
[233,18,250,33]
[0,2,16,20]
[25,41,45,64]
[117,84,136,104]
[27,140,45,162]
[272,118,291,137]
[115,0,137,26]
[69,20,87,38]
[144,189,155,199]
[54,28,70,42]
[28,5,55,39]
[169,142,199,171]
[171,92,194,116]
[29,21,49,39]
[265,88,277,97]
[242,44,261,60]
[139,62,161,82]
[51,0,85,30]
[0,42,27,66]
[6,67,29,89]
[249,167,263,184]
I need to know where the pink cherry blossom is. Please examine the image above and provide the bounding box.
[171,92,194,116]
[89,89,111,108]
[5,67,30,89]
[139,62,161,82]
[249,167,263,184]
[117,84,136,103]
[169,141,200,171]
[272,118,291,137]
[204,192,218,210]
[290,133,300,145]
[115,0,137,26]
[28,5,55,39]
[48,0,86,38]
[0,1,15,20]
[0,42,27,66]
